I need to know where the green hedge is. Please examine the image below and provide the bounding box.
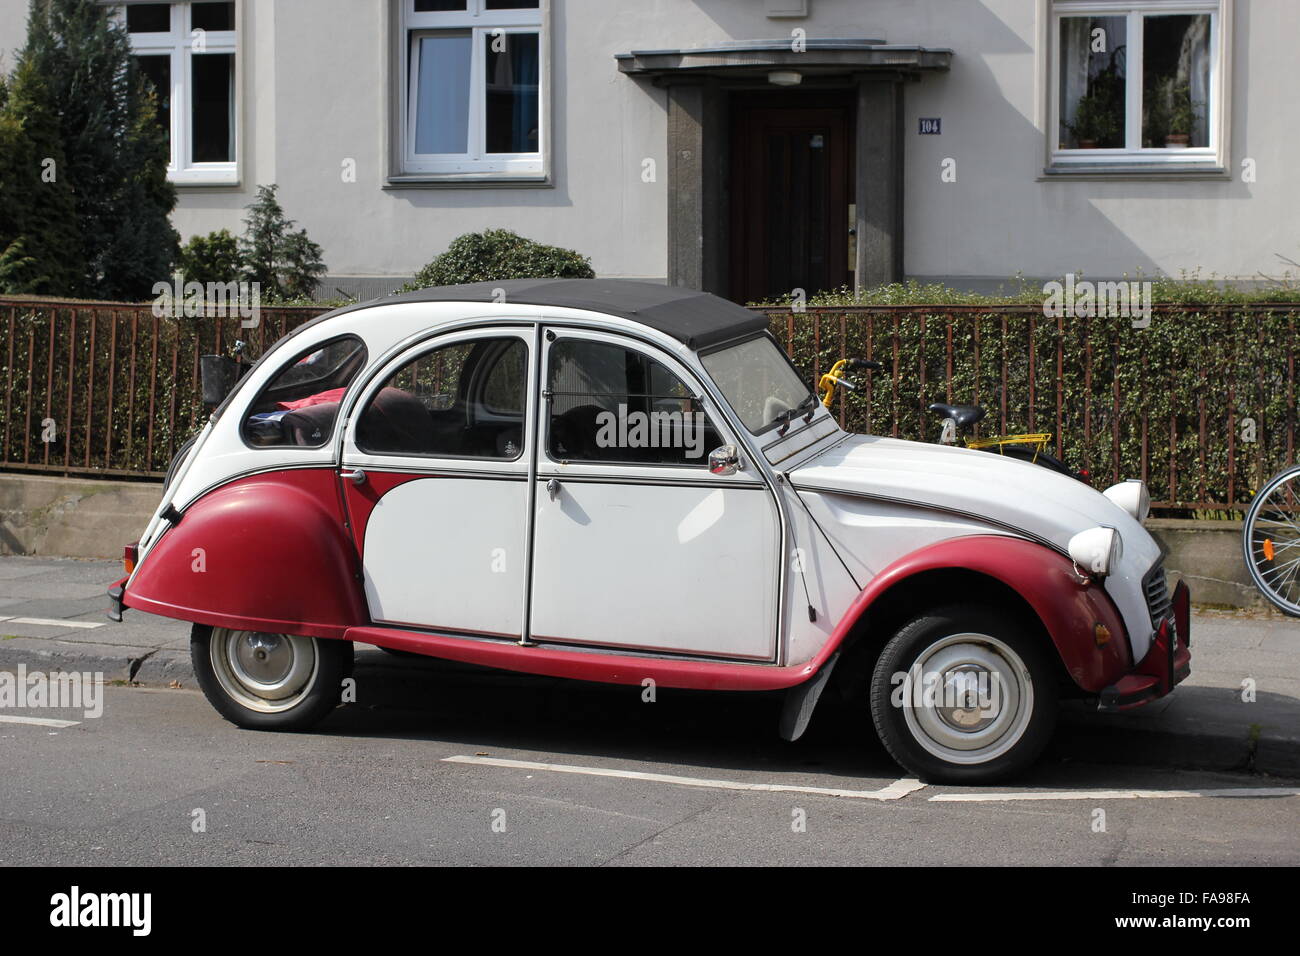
[3,277,1296,510]
[767,302,1296,510]
[0,300,322,476]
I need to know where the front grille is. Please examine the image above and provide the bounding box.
[1143,561,1173,627]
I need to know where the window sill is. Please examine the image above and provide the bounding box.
[385,174,552,190]
[169,169,240,188]
[1040,163,1229,182]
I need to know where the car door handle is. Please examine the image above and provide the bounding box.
[340,468,367,486]
[546,478,561,501]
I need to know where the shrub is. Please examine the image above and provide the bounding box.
[402,228,594,291]
[176,229,243,288]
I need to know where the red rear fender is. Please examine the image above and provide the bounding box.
[125,469,366,639]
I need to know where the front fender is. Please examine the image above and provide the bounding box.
[124,469,366,639]
[829,534,1132,692]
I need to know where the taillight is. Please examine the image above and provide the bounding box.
[124,542,139,575]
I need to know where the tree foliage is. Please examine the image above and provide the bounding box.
[238,184,327,302]
[0,0,178,299]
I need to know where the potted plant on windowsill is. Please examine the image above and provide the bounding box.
[1067,92,1120,149]
[1065,52,1125,150]
[1164,82,1199,148]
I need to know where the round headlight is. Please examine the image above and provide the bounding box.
[1103,479,1150,524]
[1068,526,1122,577]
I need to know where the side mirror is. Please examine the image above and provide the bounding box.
[200,352,252,407]
[199,354,240,406]
[709,444,741,476]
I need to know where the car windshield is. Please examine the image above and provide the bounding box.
[700,335,815,435]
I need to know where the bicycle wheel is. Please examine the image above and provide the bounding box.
[1243,465,1300,616]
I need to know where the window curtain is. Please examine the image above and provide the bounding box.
[489,34,539,153]
[1178,15,1211,145]
[1059,17,1092,142]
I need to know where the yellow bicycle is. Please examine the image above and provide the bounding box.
[818,358,1090,483]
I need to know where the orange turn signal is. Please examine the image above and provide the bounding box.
[123,542,139,576]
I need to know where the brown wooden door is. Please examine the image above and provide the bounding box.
[730,92,854,305]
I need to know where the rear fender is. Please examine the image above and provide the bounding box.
[124,468,366,639]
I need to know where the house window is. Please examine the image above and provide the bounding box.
[398,0,544,180]
[1050,0,1225,170]
[124,2,238,185]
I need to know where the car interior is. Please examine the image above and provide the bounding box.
[242,336,367,448]
[546,339,721,466]
[245,333,721,466]
[356,337,527,459]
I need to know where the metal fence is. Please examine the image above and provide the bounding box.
[1,296,1295,511]
[0,298,324,478]
[763,304,1299,511]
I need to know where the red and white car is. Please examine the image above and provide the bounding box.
[109,279,1190,783]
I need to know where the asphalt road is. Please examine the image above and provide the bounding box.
[1,657,1298,866]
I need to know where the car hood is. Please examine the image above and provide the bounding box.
[791,434,1144,550]
[789,434,1162,653]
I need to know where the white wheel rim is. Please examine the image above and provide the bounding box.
[1244,469,1300,616]
[210,628,319,714]
[899,632,1034,766]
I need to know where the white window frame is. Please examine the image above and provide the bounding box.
[1048,0,1229,172]
[396,0,546,181]
[122,1,239,185]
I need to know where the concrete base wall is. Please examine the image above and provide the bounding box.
[1148,519,1263,611]
[0,475,1268,609]
[0,475,161,559]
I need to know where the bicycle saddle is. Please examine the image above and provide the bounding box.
[927,402,987,430]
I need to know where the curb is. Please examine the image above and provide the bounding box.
[1057,706,1300,779]
[0,638,191,685]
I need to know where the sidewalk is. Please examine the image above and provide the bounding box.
[2,556,1298,776]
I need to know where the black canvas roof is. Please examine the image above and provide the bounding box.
[344,278,770,350]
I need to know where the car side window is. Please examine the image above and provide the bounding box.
[357,336,527,459]
[547,339,720,466]
[242,336,367,448]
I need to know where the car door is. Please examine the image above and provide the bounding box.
[528,328,780,660]
[339,327,534,637]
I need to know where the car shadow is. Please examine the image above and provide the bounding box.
[299,649,1297,789]
[317,649,897,782]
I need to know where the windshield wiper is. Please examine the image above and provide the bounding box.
[773,394,818,434]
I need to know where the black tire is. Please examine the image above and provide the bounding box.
[163,435,198,491]
[868,604,1058,784]
[191,624,353,731]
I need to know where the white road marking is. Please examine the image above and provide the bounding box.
[930,787,1300,802]
[0,616,104,629]
[0,715,81,728]
[443,755,926,801]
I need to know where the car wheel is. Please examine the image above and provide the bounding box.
[868,604,1058,784]
[191,624,353,731]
